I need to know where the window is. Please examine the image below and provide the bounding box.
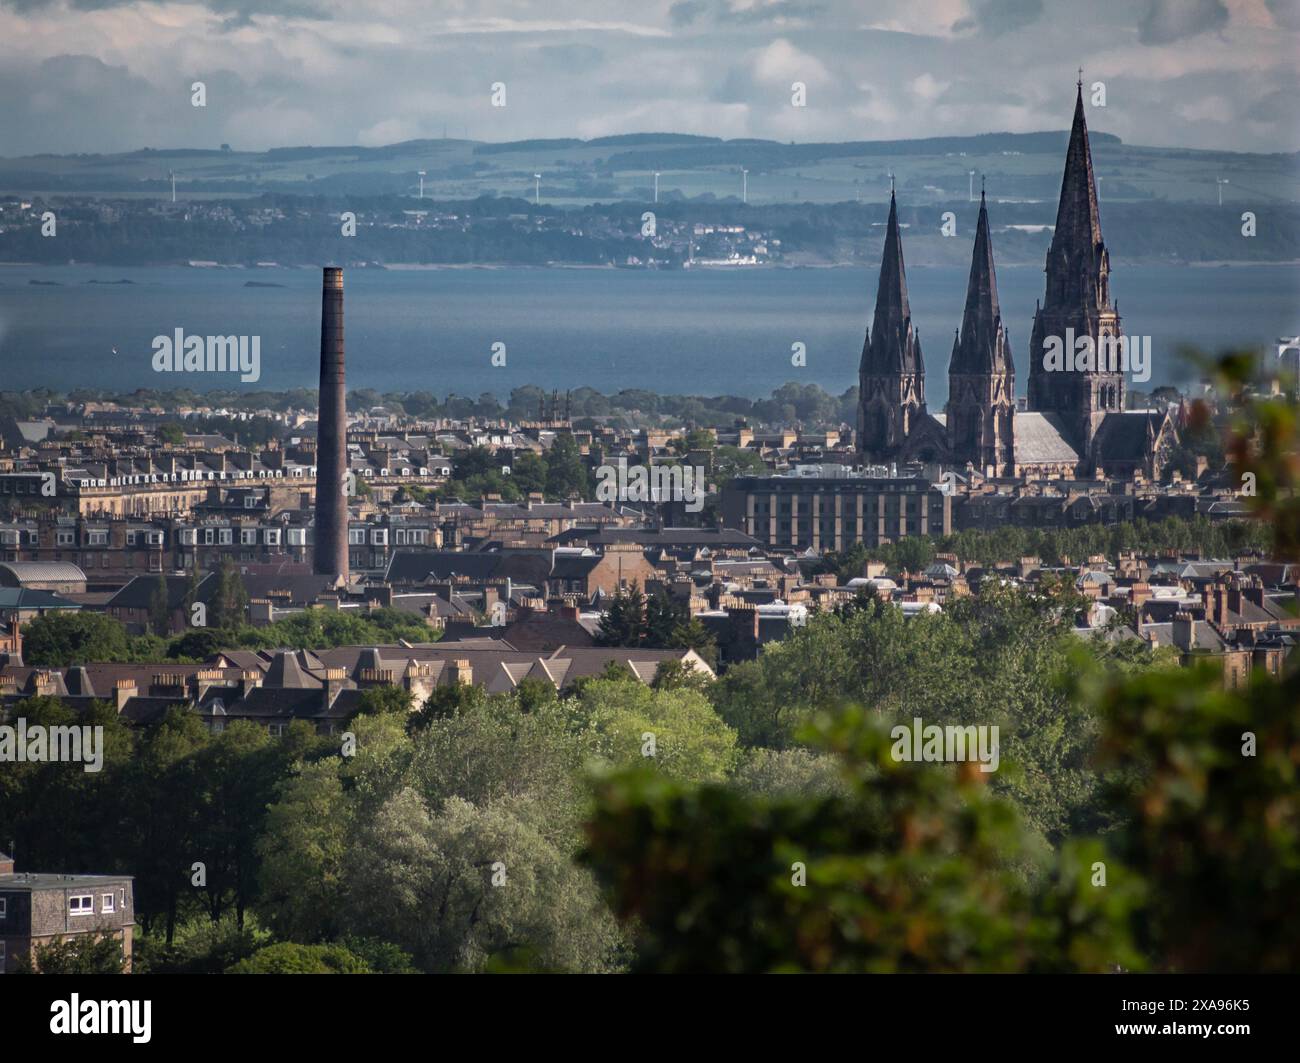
[56,530,75,546]
[219,528,232,545]
[126,531,137,546]
[241,529,257,545]
[87,530,108,546]
[349,529,365,545]
[102,893,115,914]
[203,528,215,545]
[69,894,94,915]
[0,897,7,918]
[119,888,125,910]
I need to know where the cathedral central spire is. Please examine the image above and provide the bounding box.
[947,188,1014,475]
[952,188,1006,374]
[1049,80,1105,308]
[1027,80,1125,464]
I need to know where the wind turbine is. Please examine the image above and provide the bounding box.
[653,171,660,203]
[741,168,748,204]
[533,173,541,205]
[417,170,426,199]
[169,170,176,203]
[1217,177,1230,206]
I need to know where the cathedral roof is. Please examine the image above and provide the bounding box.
[1012,412,1081,466]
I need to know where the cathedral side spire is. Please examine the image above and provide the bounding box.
[867,190,922,375]
[856,188,926,461]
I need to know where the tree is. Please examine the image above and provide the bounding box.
[595,584,646,647]
[643,589,679,646]
[668,616,717,668]
[355,685,414,717]
[21,611,131,666]
[123,709,214,944]
[226,942,372,974]
[210,560,249,629]
[545,433,588,499]
[345,789,623,972]
[651,658,712,693]
[258,760,352,943]
[148,572,172,636]
[575,678,738,784]
[181,562,204,627]
[510,451,548,496]
[582,708,1136,973]
[18,931,126,974]
[255,704,622,971]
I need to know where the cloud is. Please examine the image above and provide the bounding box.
[952,0,1044,36]
[1137,0,1229,44]
[717,0,826,24]
[668,0,708,24]
[0,0,1294,154]
[1264,0,1300,30]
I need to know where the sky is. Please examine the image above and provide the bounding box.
[0,0,1297,157]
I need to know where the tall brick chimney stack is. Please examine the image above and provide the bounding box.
[314,266,349,583]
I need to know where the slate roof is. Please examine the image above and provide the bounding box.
[263,651,321,689]
[1142,621,1229,653]
[0,588,81,610]
[106,573,219,611]
[385,550,552,586]
[1093,411,1160,462]
[548,527,761,549]
[1013,413,1081,465]
[551,555,602,579]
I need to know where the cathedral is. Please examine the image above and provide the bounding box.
[855,81,1177,480]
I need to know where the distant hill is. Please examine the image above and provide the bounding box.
[0,130,1295,208]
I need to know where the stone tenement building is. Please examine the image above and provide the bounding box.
[856,81,1178,480]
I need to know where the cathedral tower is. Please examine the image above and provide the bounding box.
[1027,79,1125,459]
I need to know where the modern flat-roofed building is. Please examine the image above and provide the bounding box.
[721,474,951,552]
